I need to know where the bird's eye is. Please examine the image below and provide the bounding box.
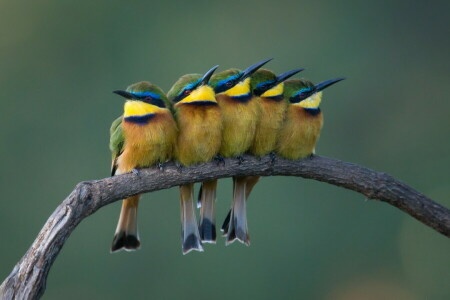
[183,89,192,96]
[225,81,233,87]
[144,96,152,102]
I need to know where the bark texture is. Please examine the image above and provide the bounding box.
[1,155,449,300]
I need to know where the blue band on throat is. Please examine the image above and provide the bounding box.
[264,95,284,102]
[303,107,321,116]
[124,113,156,125]
[230,93,252,103]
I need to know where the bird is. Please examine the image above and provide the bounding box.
[220,68,304,235]
[167,65,222,254]
[110,81,178,253]
[276,77,345,160]
[207,58,272,246]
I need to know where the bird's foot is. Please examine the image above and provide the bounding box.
[157,162,166,171]
[175,162,183,173]
[131,168,140,176]
[214,155,225,166]
[237,155,245,165]
[269,152,277,165]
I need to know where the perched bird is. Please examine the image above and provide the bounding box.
[221,68,304,235]
[110,82,178,253]
[276,78,345,160]
[167,65,222,254]
[208,59,272,246]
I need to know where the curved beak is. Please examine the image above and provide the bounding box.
[275,68,305,85]
[314,78,345,92]
[113,90,136,99]
[240,58,273,81]
[200,65,220,86]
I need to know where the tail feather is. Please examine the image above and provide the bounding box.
[221,210,231,235]
[111,195,141,253]
[222,176,259,235]
[180,184,203,254]
[226,176,250,246]
[245,175,260,199]
[199,180,217,243]
[197,184,203,208]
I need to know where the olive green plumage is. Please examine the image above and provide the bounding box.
[167,67,222,252]
[167,74,202,101]
[109,81,178,253]
[276,79,323,160]
[250,69,277,90]
[208,69,240,87]
[109,82,173,171]
[248,69,284,156]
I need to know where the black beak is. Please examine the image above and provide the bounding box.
[200,65,219,86]
[274,68,305,85]
[240,58,273,81]
[113,90,136,99]
[314,78,345,92]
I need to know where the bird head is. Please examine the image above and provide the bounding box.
[113,81,169,117]
[167,65,219,106]
[251,68,305,98]
[210,58,273,98]
[285,78,345,109]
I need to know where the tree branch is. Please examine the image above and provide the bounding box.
[1,155,449,300]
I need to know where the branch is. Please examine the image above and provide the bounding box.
[1,155,449,300]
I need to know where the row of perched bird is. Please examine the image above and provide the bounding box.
[109,58,344,254]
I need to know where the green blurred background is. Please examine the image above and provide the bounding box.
[1,0,449,299]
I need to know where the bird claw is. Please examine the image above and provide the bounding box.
[157,162,166,171]
[269,152,277,165]
[131,168,140,176]
[176,162,183,173]
[237,155,245,165]
[214,155,225,166]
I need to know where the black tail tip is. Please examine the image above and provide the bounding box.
[197,184,203,208]
[226,226,250,246]
[221,210,231,235]
[199,219,216,243]
[182,234,204,254]
[111,232,141,253]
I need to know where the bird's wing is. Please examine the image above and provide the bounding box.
[110,116,124,176]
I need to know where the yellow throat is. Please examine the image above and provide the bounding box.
[221,78,251,97]
[124,100,165,117]
[177,85,216,105]
[296,92,323,109]
[261,82,284,97]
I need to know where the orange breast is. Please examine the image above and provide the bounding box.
[117,112,178,173]
[250,97,288,156]
[276,106,323,160]
[217,94,261,157]
[175,104,222,166]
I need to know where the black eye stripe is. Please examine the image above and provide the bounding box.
[172,91,186,103]
[151,98,166,108]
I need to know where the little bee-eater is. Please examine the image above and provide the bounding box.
[167,65,222,254]
[208,59,272,246]
[221,68,304,235]
[276,78,345,160]
[110,82,178,253]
